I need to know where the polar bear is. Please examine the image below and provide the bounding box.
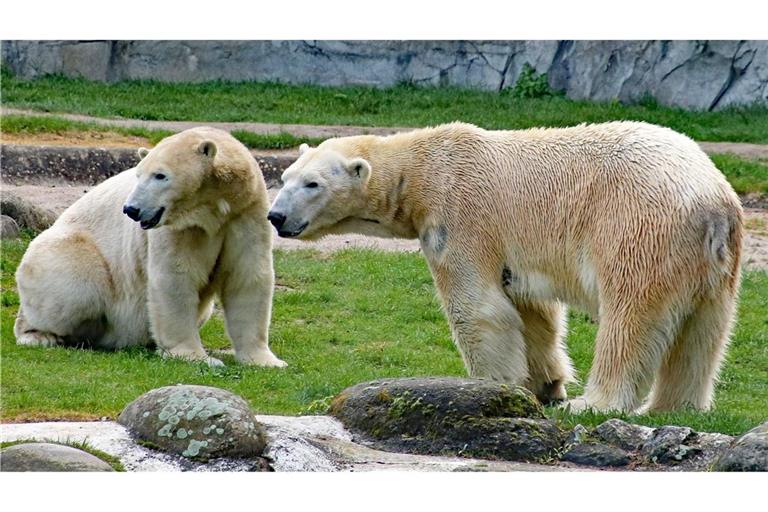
[15,127,286,368]
[268,121,743,412]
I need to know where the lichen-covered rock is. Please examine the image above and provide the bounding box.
[329,377,562,462]
[641,426,699,464]
[594,419,653,451]
[712,422,768,472]
[561,443,631,468]
[118,385,267,460]
[0,443,114,472]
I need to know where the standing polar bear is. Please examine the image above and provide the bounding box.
[15,127,285,368]
[269,121,743,413]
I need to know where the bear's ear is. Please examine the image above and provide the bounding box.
[299,143,310,156]
[346,157,371,184]
[198,140,217,159]
[137,147,150,159]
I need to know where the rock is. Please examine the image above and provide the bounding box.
[0,145,139,186]
[3,41,767,109]
[566,424,589,446]
[329,377,563,462]
[594,419,653,451]
[118,385,267,461]
[641,426,699,464]
[0,215,20,239]
[0,144,292,192]
[0,192,57,231]
[561,443,631,468]
[713,422,768,471]
[0,442,114,472]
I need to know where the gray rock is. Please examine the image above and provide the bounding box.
[561,443,631,468]
[641,426,699,464]
[0,191,57,231]
[713,422,768,471]
[0,442,114,472]
[0,144,292,190]
[0,215,20,238]
[329,377,563,462]
[566,424,589,446]
[3,40,767,110]
[594,419,653,451]
[118,385,267,461]
[0,145,140,186]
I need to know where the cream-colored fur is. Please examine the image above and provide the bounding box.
[270,121,742,412]
[15,127,285,368]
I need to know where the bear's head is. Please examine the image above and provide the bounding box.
[268,141,371,239]
[123,130,219,230]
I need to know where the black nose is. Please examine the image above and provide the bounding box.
[267,211,286,229]
[123,205,141,221]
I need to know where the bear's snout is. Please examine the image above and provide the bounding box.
[123,205,141,221]
[267,211,286,230]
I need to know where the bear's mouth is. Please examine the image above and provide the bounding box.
[277,221,308,238]
[140,207,165,230]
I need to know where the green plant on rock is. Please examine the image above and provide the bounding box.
[508,63,556,99]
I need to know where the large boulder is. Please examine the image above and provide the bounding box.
[0,443,114,472]
[0,192,57,231]
[0,215,20,239]
[713,422,768,471]
[118,385,267,461]
[329,377,563,462]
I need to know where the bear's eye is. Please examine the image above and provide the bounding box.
[154,173,167,181]
[305,182,319,189]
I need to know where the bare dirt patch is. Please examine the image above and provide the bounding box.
[1,131,153,148]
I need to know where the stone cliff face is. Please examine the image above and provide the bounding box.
[2,40,767,110]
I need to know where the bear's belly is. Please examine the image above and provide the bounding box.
[501,268,558,302]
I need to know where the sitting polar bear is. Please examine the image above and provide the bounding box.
[268,121,743,412]
[15,127,286,368]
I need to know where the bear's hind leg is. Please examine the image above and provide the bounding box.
[571,300,678,413]
[518,301,575,404]
[14,307,63,347]
[15,231,111,348]
[642,290,736,412]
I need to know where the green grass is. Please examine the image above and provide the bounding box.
[1,235,766,435]
[0,114,323,150]
[0,438,126,471]
[3,74,768,143]
[711,153,768,195]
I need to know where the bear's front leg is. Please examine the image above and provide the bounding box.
[147,254,222,366]
[219,215,286,368]
[430,260,530,386]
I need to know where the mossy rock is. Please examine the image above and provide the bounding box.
[329,377,561,462]
[118,385,267,460]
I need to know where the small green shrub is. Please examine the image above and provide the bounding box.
[508,63,556,99]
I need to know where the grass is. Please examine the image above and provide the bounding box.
[3,74,768,143]
[710,153,768,195]
[1,234,766,435]
[0,114,323,150]
[0,438,126,471]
